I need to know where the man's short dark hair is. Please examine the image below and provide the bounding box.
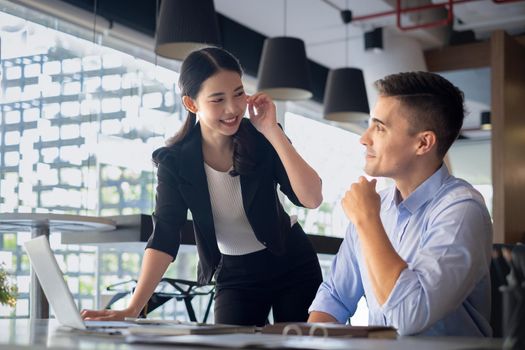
[374,71,465,158]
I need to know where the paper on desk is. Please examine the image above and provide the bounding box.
[127,323,255,336]
[128,333,352,349]
[127,333,501,350]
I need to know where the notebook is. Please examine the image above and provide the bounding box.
[261,322,397,339]
[23,235,136,333]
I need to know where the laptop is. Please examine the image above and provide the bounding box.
[24,235,136,332]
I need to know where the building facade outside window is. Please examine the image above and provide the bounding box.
[0,6,197,319]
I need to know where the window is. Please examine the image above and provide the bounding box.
[284,112,391,237]
[0,6,200,319]
[284,112,373,325]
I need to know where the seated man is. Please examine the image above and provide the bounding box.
[308,71,492,336]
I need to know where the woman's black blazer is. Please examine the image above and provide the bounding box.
[146,119,304,285]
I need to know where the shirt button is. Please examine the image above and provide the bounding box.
[262,241,267,245]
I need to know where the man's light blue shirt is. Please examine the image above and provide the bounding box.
[309,164,493,336]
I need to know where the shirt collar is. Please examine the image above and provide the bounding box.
[386,186,398,211]
[388,163,450,214]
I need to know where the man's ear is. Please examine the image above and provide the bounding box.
[182,96,198,114]
[416,130,437,156]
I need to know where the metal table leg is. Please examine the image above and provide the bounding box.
[30,225,50,319]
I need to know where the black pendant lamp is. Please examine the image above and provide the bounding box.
[257,0,313,100]
[257,37,313,100]
[481,111,491,130]
[324,67,369,122]
[155,0,221,61]
[323,6,369,122]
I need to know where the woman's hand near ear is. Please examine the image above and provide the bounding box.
[247,93,279,137]
[247,93,322,209]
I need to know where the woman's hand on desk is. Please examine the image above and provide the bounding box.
[81,307,137,321]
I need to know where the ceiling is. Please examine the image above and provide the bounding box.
[28,0,525,72]
[214,0,525,69]
[5,0,524,135]
[214,0,525,135]
[17,0,524,89]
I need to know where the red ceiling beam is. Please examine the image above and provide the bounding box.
[347,0,524,31]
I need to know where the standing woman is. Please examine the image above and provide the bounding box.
[82,47,323,326]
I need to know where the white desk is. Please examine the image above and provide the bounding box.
[0,319,505,350]
[0,213,116,319]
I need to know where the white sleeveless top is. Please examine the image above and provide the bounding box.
[203,162,266,255]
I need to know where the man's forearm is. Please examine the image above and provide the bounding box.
[308,311,338,323]
[356,218,408,305]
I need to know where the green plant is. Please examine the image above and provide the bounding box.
[0,263,17,307]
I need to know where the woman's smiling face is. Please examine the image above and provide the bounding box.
[184,70,247,139]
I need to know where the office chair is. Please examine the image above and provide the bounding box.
[490,244,511,337]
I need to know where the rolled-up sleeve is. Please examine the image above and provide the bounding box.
[309,225,365,323]
[380,199,491,335]
[146,149,188,260]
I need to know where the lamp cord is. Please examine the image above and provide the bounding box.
[88,0,98,215]
[152,0,160,208]
[155,0,159,66]
[92,0,98,44]
[284,0,287,36]
[345,0,348,67]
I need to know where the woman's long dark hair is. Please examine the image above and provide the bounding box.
[167,47,256,176]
